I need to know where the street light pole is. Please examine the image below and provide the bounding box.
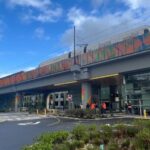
[74,26,76,65]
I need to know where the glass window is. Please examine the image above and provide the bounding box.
[101,87,110,100]
[125,70,150,112]
[61,94,64,98]
[55,94,58,98]
[55,101,58,106]
[61,101,64,106]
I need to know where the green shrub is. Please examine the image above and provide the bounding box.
[23,121,150,150]
[84,109,95,119]
[38,131,69,144]
[91,137,102,146]
[126,126,138,137]
[113,124,127,138]
[121,138,130,149]
[74,140,84,148]
[53,143,70,150]
[65,109,96,118]
[99,135,109,145]
[64,140,84,150]
[23,142,52,150]
[88,124,97,131]
[72,124,87,140]
[100,125,113,138]
[99,125,113,144]
[133,119,150,130]
[24,131,69,150]
[67,142,76,150]
[113,124,138,138]
[83,134,90,144]
[130,142,136,150]
[87,145,99,150]
[65,109,85,118]
[107,140,119,150]
[89,131,100,140]
[61,141,75,150]
[65,109,76,117]
[87,125,99,141]
[134,128,150,149]
[75,109,85,118]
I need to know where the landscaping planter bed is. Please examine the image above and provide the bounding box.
[23,119,150,150]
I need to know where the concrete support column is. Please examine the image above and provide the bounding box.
[46,94,50,111]
[15,93,20,112]
[116,76,123,112]
[81,82,92,109]
[122,75,128,106]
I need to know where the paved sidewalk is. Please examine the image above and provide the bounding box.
[0,112,46,122]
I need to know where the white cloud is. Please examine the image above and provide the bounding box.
[6,0,63,23]
[122,0,150,9]
[62,6,150,50]
[8,0,51,10]
[34,27,50,40]
[23,8,63,23]
[67,7,86,27]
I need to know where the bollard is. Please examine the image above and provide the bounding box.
[144,109,147,119]
[36,109,39,115]
[44,109,47,116]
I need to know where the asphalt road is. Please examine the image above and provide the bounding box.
[0,116,133,150]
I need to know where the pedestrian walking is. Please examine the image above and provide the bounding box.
[128,103,132,114]
[101,102,106,114]
[90,103,96,110]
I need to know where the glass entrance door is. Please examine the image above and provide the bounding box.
[125,71,150,115]
[100,85,120,112]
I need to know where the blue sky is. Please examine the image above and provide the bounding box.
[0,0,150,77]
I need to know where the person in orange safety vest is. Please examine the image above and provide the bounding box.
[90,103,96,110]
[101,102,106,114]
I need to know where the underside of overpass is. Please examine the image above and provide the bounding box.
[0,50,150,113]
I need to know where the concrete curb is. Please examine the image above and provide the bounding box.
[113,114,150,119]
[47,116,61,127]
[48,115,134,121]
[48,114,150,121]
